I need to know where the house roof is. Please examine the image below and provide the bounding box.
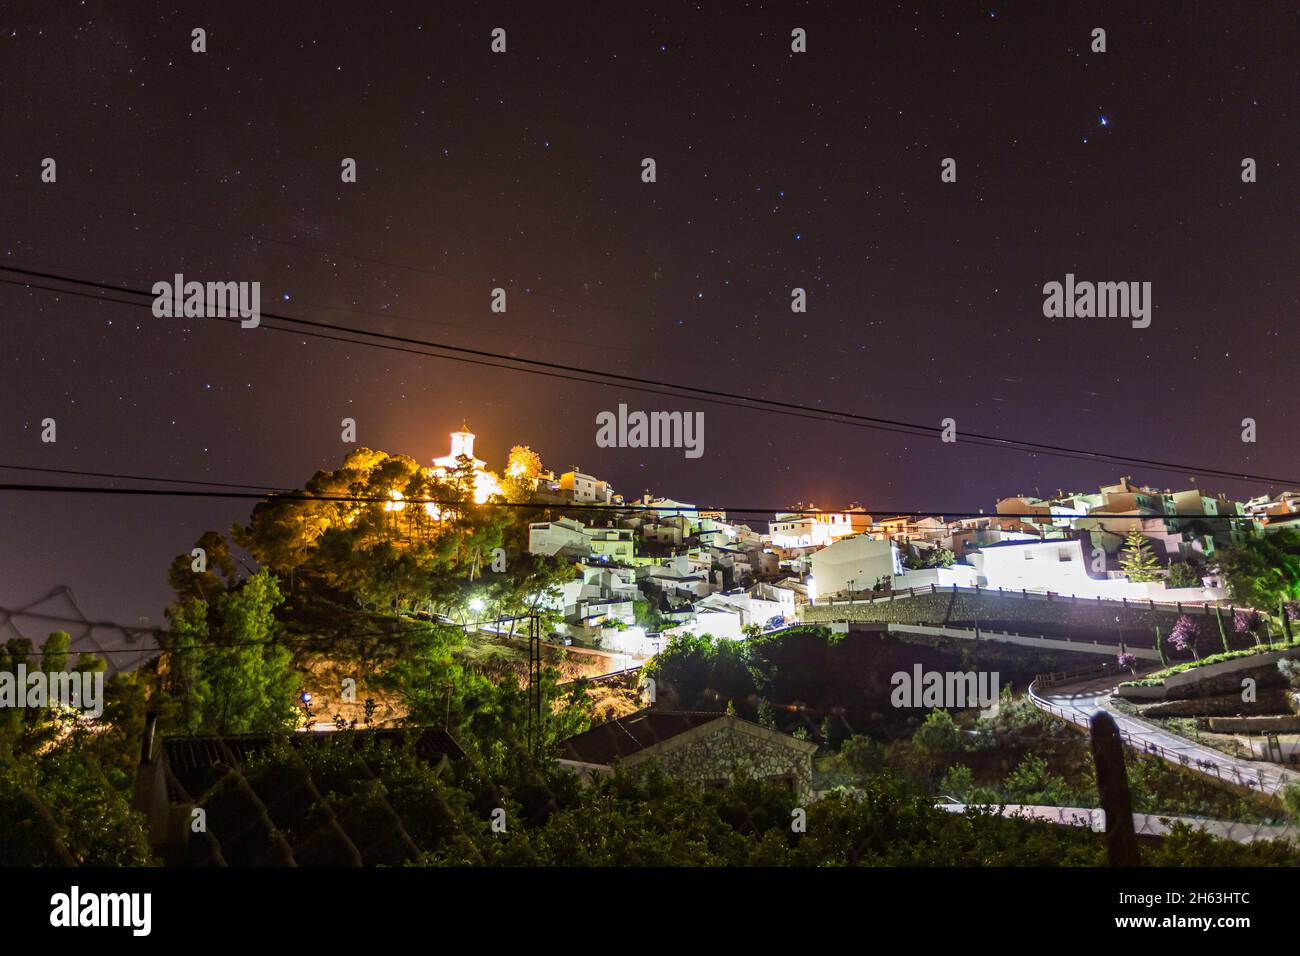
[560,709,726,764]
[975,538,1069,549]
[148,726,464,866]
[162,726,463,804]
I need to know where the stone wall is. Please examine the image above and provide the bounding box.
[801,588,1262,652]
[633,717,816,801]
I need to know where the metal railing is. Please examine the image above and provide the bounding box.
[1027,679,1298,796]
[811,584,1267,621]
[1033,661,1116,690]
[555,664,643,691]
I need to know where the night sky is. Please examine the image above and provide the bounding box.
[2,2,1297,629]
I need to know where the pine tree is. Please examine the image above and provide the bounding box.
[1119,529,1162,583]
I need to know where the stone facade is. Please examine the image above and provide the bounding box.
[622,716,818,800]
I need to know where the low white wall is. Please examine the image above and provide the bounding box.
[663,611,745,642]
[1164,648,1297,691]
[885,622,1161,660]
[597,625,661,658]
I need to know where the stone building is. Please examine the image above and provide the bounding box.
[558,708,818,800]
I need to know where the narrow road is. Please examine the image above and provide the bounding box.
[1030,675,1300,798]
[936,802,1300,844]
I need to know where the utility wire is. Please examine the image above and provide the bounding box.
[3,264,1293,486]
[0,610,535,657]
[2,183,659,321]
[0,471,1268,523]
[0,251,1095,419]
[0,273,973,454]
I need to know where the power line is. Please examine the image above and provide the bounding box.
[0,467,1270,523]
[1,272,954,454]
[2,183,660,321]
[1,252,1108,421]
[0,609,533,657]
[3,263,1295,486]
[0,265,1267,483]
[0,462,289,493]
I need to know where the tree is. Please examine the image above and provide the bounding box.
[0,744,154,865]
[1002,753,1077,807]
[937,765,973,802]
[505,444,542,477]
[502,445,544,501]
[927,547,956,569]
[643,633,758,713]
[902,547,954,570]
[0,632,108,758]
[1215,529,1300,614]
[1118,529,1161,583]
[633,598,665,632]
[482,554,574,639]
[159,569,300,735]
[0,636,154,865]
[912,709,961,756]
[1283,783,1300,825]
[1168,615,1201,661]
[167,531,241,602]
[1166,561,1202,589]
[1233,608,1262,636]
[232,447,524,616]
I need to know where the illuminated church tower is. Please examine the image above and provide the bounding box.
[431,423,500,503]
[433,422,486,472]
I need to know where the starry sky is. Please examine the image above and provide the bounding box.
[2,2,1297,627]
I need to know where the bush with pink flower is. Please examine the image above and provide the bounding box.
[1168,615,1201,660]
[1234,608,1261,634]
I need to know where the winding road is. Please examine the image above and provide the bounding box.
[1029,674,1300,798]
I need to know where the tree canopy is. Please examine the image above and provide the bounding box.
[1215,528,1300,614]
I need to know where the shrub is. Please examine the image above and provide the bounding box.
[913,709,962,756]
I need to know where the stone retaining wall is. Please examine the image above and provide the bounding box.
[802,589,1262,652]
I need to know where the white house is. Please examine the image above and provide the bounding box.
[968,538,1094,593]
[560,470,616,504]
[770,511,863,549]
[809,535,900,597]
[528,517,589,558]
[694,586,790,630]
[967,538,1223,602]
[664,607,745,642]
[639,495,698,518]
[637,555,713,599]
